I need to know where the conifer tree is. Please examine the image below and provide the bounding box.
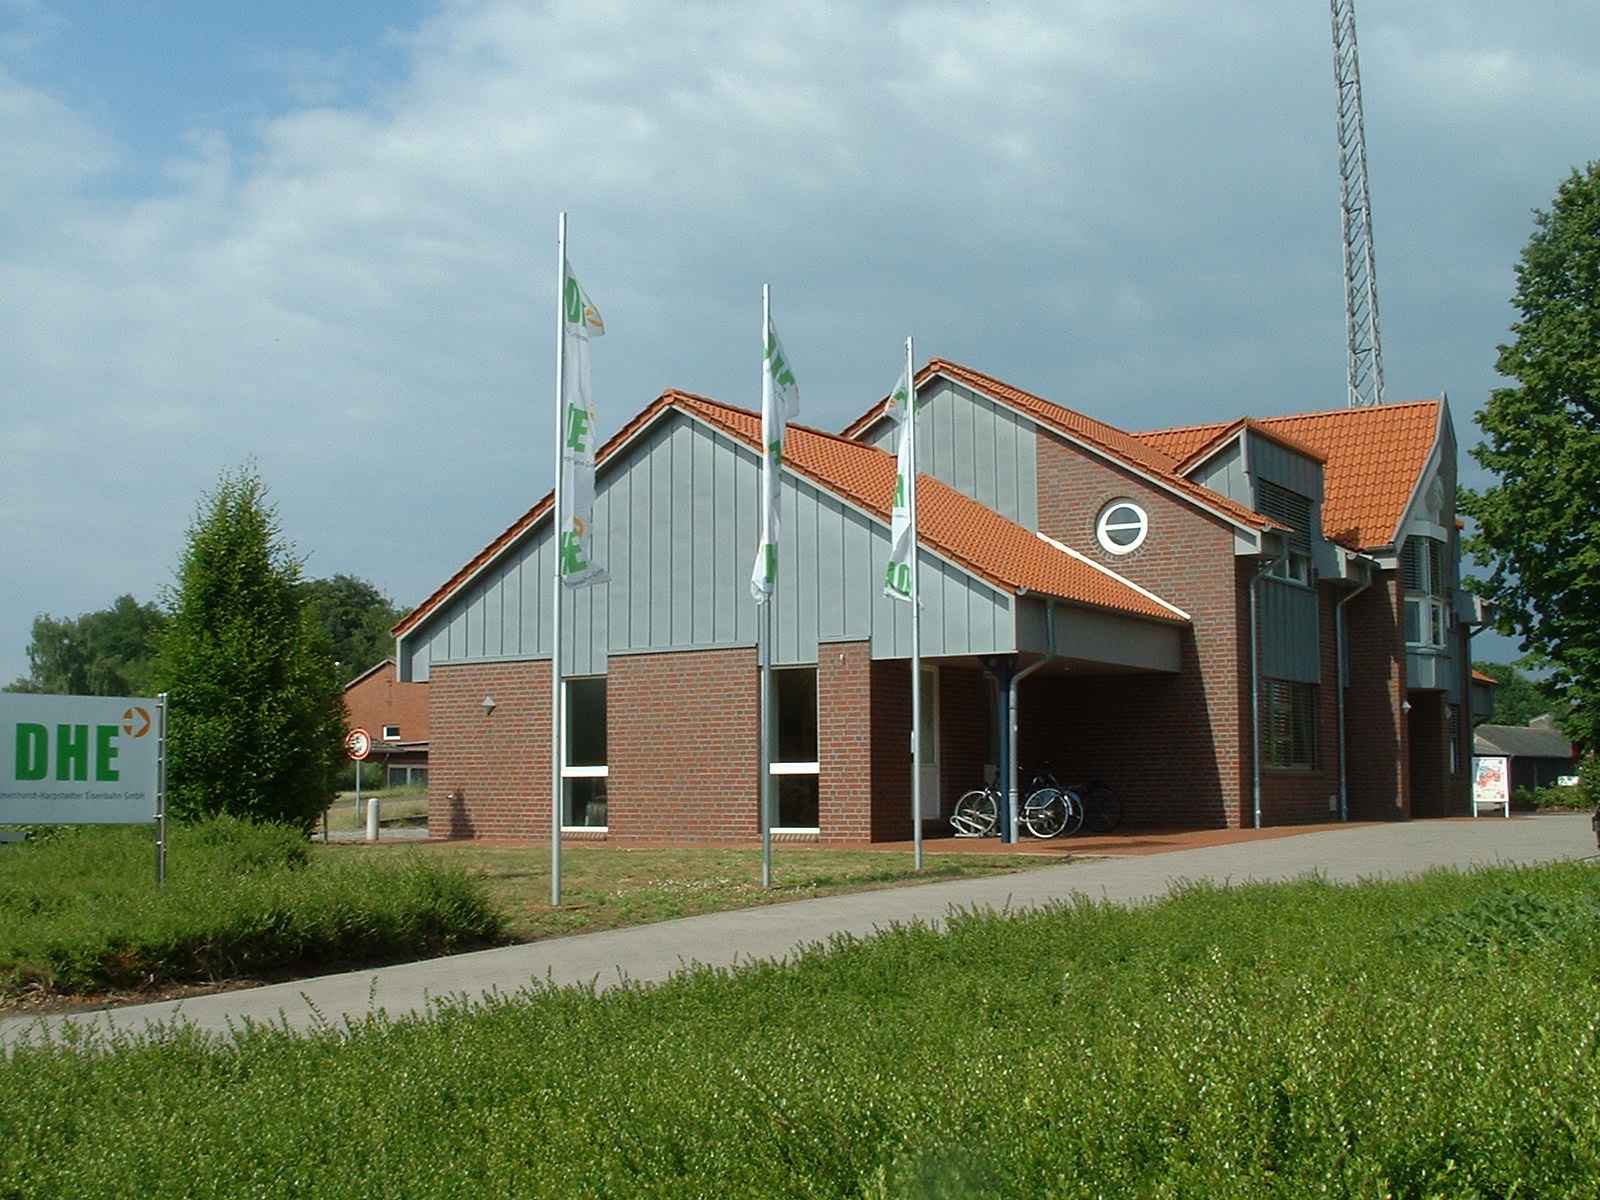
[154,464,345,827]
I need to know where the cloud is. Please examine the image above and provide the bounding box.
[0,0,1593,677]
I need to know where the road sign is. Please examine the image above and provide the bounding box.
[346,729,372,760]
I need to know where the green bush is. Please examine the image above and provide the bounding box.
[6,863,1600,1197]
[0,818,502,1001]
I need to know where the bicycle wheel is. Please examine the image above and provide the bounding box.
[1059,787,1086,837]
[952,788,998,837]
[1021,788,1068,838]
[1082,782,1123,834]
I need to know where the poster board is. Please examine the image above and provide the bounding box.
[1471,755,1511,818]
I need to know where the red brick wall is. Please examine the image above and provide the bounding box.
[606,646,760,841]
[1342,573,1408,819]
[819,641,873,844]
[344,662,430,743]
[1034,437,1247,827]
[427,660,550,840]
[429,644,897,844]
[1256,579,1343,825]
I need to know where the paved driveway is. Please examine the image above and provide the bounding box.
[4,813,1592,1049]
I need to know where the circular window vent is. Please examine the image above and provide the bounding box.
[1095,500,1149,555]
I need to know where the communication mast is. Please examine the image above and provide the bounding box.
[1330,0,1385,407]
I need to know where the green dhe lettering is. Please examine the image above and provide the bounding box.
[56,724,89,781]
[565,403,591,452]
[95,725,120,782]
[14,724,47,781]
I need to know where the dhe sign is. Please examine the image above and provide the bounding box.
[1,694,164,825]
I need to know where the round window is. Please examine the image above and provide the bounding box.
[1095,500,1148,555]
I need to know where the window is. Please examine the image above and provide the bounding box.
[1095,500,1148,555]
[1262,679,1316,769]
[1258,481,1313,585]
[381,724,401,742]
[563,676,607,828]
[771,667,819,828]
[1402,536,1450,650]
[386,765,428,789]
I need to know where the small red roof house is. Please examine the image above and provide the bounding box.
[395,361,1481,843]
[343,659,430,788]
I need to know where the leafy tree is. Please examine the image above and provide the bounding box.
[1463,161,1600,748]
[1472,661,1563,728]
[298,574,407,681]
[153,464,346,829]
[5,595,167,695]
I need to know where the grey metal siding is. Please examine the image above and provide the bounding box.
[1259,579,1321,683]
[1247,433,1325,503]
[1189,439,1248,507]
[862,381,1039,529]
[400,409,1020,675]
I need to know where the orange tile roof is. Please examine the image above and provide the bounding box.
[398,389,1189,636]
[1140,399,1443,550]
[676,393,1187,623]
[844,359,1281,538]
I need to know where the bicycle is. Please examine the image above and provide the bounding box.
[950,769,1083,839]
[1079,781,1124,833]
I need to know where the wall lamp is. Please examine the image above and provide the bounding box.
[482,696,497,716]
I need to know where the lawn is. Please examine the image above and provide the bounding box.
[5,861,1599,1197]
[1,821,1051,1009]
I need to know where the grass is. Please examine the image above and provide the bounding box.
[0,819,502,1009]
[332,840,1058,940]
[1,821,1052,1008]
[5,861,1600,1197]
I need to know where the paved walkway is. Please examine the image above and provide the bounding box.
[4,813,1593,1049]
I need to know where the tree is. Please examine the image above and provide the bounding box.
[1462,161,1600,748]
[1472,661,1563,729]
[153,464,347,828]
[298,574,407,681]
[5,595,167,695]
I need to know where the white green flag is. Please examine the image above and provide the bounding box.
[883,368,915,601]
[750,318,800,601]
[559,260,607,588]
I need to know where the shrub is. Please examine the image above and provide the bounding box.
[0,818,503,1001]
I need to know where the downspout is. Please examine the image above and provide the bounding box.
[1249,540,1284,830]
[1334,552,1374,823]
[1007,595,1056,843]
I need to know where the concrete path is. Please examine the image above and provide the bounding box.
[4,813,1593,1049]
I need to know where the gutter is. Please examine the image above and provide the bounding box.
[1006,595,1056,843]
[1334,551,1375,823]
[1249,538,1285,830]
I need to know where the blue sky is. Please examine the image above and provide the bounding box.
[4,0,1597,681]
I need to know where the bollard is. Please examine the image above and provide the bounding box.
[366,796,381,842]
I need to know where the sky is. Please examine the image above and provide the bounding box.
[4,0,1596,684]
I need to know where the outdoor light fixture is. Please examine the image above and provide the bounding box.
[482,696,497,716]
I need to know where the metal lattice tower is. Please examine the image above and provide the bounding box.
[1330,0,1385,407]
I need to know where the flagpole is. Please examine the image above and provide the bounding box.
[759,284,775,889]
[906,336,923,871]
[551,212,567,907]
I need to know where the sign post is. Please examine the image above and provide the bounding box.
[1,693,168,884]
[347,728,373,840]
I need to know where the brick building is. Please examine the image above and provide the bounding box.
[394,360,1481,843]
[343,659,430,789]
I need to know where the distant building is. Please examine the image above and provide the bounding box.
[395,360,1482,842]
[1474,714,1576,796]
[343,659,429,789]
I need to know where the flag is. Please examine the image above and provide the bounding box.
[559,259,607,589]
[883,368,915,601]
[750,318,800,601]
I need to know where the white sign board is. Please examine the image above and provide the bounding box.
[1472,755,1511,817]
[0,694,163,825]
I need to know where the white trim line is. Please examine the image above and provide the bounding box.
[1034,530,1192,621]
